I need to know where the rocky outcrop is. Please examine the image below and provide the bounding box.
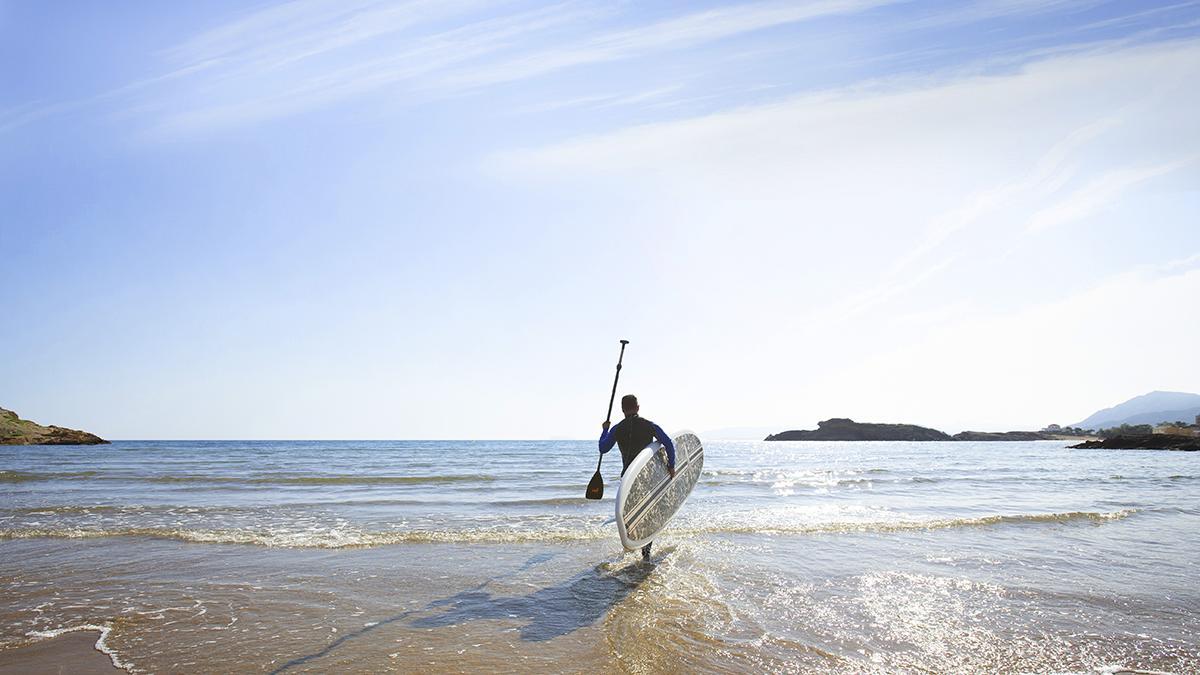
[1070,434,1199,451]
[765,418,951,441]
[952,431,1055,441]
[0,407,109,445]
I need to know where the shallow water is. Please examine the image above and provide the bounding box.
[2,440,1198,672]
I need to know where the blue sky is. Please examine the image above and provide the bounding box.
[2,0,1199,439]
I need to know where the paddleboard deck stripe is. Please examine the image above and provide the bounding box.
[623,444,703,531]
[622,443,699,526]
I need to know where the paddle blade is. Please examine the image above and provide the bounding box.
[585,470,604,500]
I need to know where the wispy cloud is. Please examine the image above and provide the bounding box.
[144,0,895,134]
[5,0,1200,138]
[145,3,594,135]
[514,85,685,114]
[437,0,895,91]
[1025,157,1196,232]
[885,114,1123,275]
[491,37,1200,330]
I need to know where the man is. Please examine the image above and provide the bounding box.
[599,394,676,559]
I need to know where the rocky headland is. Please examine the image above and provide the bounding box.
[0,407,108,445]
[765,418,951,441]
[1070,434,1200,451]
[765,418,1060,442]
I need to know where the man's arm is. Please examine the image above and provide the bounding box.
[652,423,675,473]
[599,420,620,454]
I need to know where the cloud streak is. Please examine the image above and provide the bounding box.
[129,0,899,136]
[437,0,894,90]
[1025,157,1197,232]
[10,0,1192,137]
[490,37,1200,337]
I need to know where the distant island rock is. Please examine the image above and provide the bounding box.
[1070,434,1200,451]
[765,419,1066,442]
[765,418,951,441]
[951,431,1055,441]
[0,407,108,445]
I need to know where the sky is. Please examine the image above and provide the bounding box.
[2,0,1199,439]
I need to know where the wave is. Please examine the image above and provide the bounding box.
[7,505,143,515]
[700,472,1193,489]
[0,471,493,486]
[0,509,1136,549]
[154,474,495,485]
[0,470,100,483]
[704,509,1139,536]
[487,497,588,507]
[0,526,612,548]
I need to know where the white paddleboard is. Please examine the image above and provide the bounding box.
[615,431,704,550]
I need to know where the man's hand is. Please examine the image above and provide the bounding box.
[668,464,676,479]
[602,421,610,432]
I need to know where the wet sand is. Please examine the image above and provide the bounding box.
[0,630,118,674]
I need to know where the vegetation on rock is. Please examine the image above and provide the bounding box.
[0,407,108,445]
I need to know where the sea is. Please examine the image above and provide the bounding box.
[1,440,1197,673]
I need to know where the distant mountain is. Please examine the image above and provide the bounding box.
[766,418,950,441]
[0,407,108,445]
[1073,391,1200,430]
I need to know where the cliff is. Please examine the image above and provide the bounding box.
[0,407,109,445]
[1070,434,1199,451]
[765,418,951,441]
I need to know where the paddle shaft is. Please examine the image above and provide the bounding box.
[605,340,629,424]
[595,340,629,472]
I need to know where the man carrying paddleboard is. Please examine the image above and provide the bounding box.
[599,394,675,559]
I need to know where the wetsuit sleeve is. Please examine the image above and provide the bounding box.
[599,421,621,454]
[652,424,675,468]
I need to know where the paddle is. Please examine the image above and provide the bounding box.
[586,339,628,500]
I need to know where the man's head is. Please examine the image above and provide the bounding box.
[621,394,639,417]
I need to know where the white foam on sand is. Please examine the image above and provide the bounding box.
[26,624,132,672]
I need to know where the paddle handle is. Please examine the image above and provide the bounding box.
[605,340,629,424]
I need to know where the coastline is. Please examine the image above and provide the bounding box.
[3,439,1198,672]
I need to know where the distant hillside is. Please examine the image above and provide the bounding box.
[0,407,108,445]
[766,418,950,441]
[1073,391,1200,430]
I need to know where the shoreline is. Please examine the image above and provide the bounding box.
[0,630,120,674]
[4,439,1198,671]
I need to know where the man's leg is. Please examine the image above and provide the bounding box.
[641,541,652,560]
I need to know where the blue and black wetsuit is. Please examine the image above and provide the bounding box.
[599,416,675,476]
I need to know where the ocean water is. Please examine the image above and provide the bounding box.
[1,440,1198,673]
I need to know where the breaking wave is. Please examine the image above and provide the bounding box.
[0,509,1136,549]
